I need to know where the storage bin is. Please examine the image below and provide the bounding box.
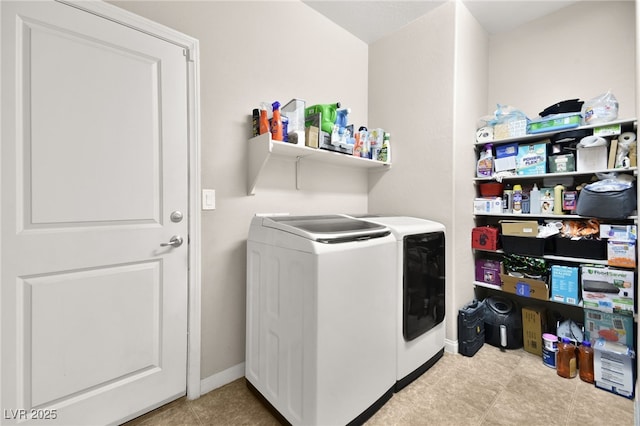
[576,184,637,219]
[472,226,500,251]
[554,237,607,260]
[501,235,553,256]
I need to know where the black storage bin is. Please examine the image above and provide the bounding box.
[484,296,523,349]
[458,299,485,357]
[554,237,607,260]
[501,235,554,257]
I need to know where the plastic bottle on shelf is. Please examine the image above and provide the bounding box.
[578,341,594,383]
[270,101,283,141]
[553,184,565,215]
[502,183,513,214]
[557,337,577,379]
[259,103,270,135]
[477,144,494,178]
[529,183,541,214]
[512,184,523,214]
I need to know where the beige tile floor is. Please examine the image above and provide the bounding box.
[125,344,635,425]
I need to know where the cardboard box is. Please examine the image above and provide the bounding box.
[494,143,518,172]
[474,198,503,214]
[472,226,500,251]
[593,123,622,137]
[584,309,634,347]
[608,240,636,268]
[516,142,548,175]
[581,265,635,316]
[577,143,608,172]
[475,259,502,286]
[548,153,575,173]
[522,306,547,356]
[527,113,581,134]
[500,220,538,237]
[600,224,638,241]
[594,339,635,399]
[500,274,549,301]
[494,119,527,140]
[551,265,580,305]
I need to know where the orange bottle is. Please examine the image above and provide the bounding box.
[270,101,283,141]
[557,337,577,379]
[578,341,594,383]
[259,103,269,135]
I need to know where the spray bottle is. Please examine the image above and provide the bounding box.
[270,101,283,141]
[259,102,270,135]
[477,144,494,178]
[332,108,350,145]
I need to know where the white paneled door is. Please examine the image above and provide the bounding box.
[1,1,191,424]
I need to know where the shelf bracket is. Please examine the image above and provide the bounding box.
[295,156,302,190]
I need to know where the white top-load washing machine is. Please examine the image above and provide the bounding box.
[356,216,446,390]
[246,215,397,426]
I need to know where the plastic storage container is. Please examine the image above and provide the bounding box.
[578,341,594,383]
[557,337,577,378]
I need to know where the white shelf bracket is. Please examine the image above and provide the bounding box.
[295,156,302,190]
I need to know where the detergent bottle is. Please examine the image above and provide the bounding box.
[270,101,283,141]
[259,102,270,135]
[476,144,494,178]
[305,102,341,134]
[377,133,391,162]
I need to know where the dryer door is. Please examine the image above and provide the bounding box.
[403,232,445,341]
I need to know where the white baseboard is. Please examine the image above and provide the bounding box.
[444,338,458,354]
[200,362,246,396]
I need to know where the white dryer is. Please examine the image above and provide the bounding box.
[357,216,446,390]
[245,214,397,425]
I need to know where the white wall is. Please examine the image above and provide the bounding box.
[488,1,636,119]
[368,1,488,345]
[109,0,371,380]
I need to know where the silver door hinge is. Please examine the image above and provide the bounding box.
[184,48,196,63]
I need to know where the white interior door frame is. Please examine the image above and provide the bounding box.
[56,0,203,400]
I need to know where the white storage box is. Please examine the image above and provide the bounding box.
[577,139,608,171]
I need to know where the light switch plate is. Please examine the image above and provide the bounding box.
[202,189,216,210]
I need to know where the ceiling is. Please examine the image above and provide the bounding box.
[301,1,580,44]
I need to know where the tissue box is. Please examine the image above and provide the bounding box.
[584,309,634,347]
[516,142,547,175]
[473,198,502,214]
[594,339,635,399]
[581,265,635,316]
[495,143,518,172]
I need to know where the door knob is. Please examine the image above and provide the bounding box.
[160,235,183,248]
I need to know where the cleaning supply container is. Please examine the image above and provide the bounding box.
[542,333,558,368]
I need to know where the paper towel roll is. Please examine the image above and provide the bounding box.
[619,131,636,143]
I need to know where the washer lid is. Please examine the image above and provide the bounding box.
[262,215,390,243]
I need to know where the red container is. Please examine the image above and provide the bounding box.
[479,182,504,197]
[472,226,500,251]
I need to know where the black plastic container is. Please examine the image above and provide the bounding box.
[554,237,607,260]
[501,235,554,257]
[458,299,485,357]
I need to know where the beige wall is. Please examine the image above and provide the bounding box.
[109,0,371,380]
[488,1,636,119]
